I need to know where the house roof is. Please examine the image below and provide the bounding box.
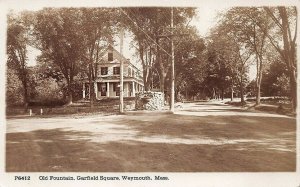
[98,44,128,63]
[98,44,141,72]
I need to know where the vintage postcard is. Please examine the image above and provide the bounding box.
[0,0,299,186]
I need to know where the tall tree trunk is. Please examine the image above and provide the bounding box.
[231,85,234,101]
[156,36,166,93]
[19,49,28,108]
[212,87,216,99]
[289,72,297,111]
[185,87,188,101]
[255,61,263,105]
[138,41,151,91]
[67,85,73,105]
[240,86,244,103]
[240,75,245,104]
[256,82,261,105]
[221,87,224,100]
[264,7,297,112]
[89,81,94,107]
[89,83,95,107]
[88,63,96,107]
[22,77,28,108]
[160,67,165,93]
[279,7,297,112]
[66,77,73,105]
[143,67,151,91]
[256,75,262,105]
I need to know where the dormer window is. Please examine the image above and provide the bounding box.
[108,52,113,61]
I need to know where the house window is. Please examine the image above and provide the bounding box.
[113,82,118,91]
[113,67,120,75]
[113,82,120,96]
[108,52,113,61]
[128,68,131,76]
[101,67,108,75]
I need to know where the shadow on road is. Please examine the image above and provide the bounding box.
[6,102,296,172]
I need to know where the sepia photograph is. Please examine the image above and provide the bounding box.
[1,0,299,186]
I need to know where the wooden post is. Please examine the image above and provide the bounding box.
[83,83,85,99]
[119,28,124,113]
[29,109,32,116]
[170,7,175,113]
[94,82,98,99]
[132,82,135,97]
[107,82,110,97]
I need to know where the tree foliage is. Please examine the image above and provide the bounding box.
[32,8,119,105]
[80,8,117,106]
[33,8,87,104]
[206,19,251,102]
[6,67,24,106]
[263,7,297,111]
[174,26,206,100]
[209,6,297,107]
[121,7,197,94]
[7,11,31,106]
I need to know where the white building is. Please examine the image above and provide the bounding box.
[82,45,144,99]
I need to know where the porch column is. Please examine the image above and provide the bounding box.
[94,82,98,99]
[132,81,135,96]
[83,83,86,99]
[106,82,110,97]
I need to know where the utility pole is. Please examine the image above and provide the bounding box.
[170,7,175,113]
[154,8,189,112]
[119,28,124,113]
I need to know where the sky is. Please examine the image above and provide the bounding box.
[114,6,223,68]
[23,6,227,64]
[116,6,257,80]
[192,6,228,37]
[9,4,257,80]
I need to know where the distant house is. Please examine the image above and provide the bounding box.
[82,45,144,99]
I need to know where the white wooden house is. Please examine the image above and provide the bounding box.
[82,45,144,99]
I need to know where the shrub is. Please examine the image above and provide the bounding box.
[33,77,65,106]
[6,68,24,106]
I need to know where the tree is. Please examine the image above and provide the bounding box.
[263,7,297,111]
[33,76,64,104]
[174,26,206,100]
[219,7,272,105]
[7,11,31,107]
[6,67,24,106]
[215,6,297,108]
[261,59,289,97]
[80,8,117,107]
[207,22,252,103]
[121,8,166,91]
[33,8,86,104]
[121,7,196,94]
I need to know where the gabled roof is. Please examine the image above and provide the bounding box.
[98,44,129,64]
[98,44,142,72]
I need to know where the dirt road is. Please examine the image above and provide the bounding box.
[6,101,296,172]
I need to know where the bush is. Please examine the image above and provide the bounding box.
[225,101,247,106]
[6,68,24,106]
[28,100,66,107]
[33,77,65,106]
[246,97,289,102]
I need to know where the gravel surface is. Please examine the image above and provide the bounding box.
[6,101,296,172]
